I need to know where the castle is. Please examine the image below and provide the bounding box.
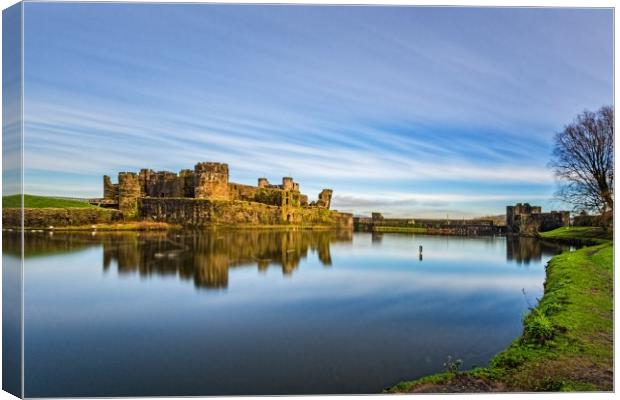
[506,203,570,235]
[91,161,350,227]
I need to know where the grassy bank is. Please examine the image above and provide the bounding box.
[539,226,613,245]
[2,194,96,209]
[19,221,175,231]
[387,227,613,393]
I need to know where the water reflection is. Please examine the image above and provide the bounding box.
[11,230,572,396]
[505,236,566,264]
[371,231,383,244]
[105,230,353,289]
[6,230,353,289]
[3,230,571,290]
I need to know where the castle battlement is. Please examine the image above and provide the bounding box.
[94,161,334,221]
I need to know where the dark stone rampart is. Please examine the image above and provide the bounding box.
[138,197,352,227]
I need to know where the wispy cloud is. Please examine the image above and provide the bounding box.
[21,4,612,217]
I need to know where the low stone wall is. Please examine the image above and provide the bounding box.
[138,197,352,227]
[228,183,260,202]
[3,208,123,228]
[353,216,503,235]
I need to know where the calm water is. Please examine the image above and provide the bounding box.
[4,229,568,396]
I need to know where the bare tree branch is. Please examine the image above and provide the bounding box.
[549,106,614,217]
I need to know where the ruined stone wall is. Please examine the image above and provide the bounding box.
[540,211,570,232]
[258,178,269,188]
[194,162,229,201]
[316,189,333,209]
[2,208,122,228]
[511,214,541,236]
[506,206,515,228]
[507,203,541,233]
[179,169,195,197]
[142,171,183,198]
[353,215,502,235]
[296,207,353,228]
[282,177,294,191]
[118,172,141,218]
[103,175,118,200]
[254,187,285,206]
[228,183,260,202]
[507,202,569,234]
[138,169,153,195]
[138,198,352,227]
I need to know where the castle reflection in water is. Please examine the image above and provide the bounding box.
[5,229,353,289]
[103,230,354,288]
[4,230,569,290]
[505,236,568,264]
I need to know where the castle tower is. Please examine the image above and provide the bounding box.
[258,177,269,188]
[194,162,229,201]
[282,177,294,191]
[506,205,515,228]
[138,169,154,195]
[317,189,333,209]
[118,172,141,218]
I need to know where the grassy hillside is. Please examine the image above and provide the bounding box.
[2,194,96,209]
[388,227,613,393]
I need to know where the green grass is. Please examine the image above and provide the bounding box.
[539,226,612,244]
[2,194,96,209]
[387,228,613,393]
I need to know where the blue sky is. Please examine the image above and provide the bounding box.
[22,3,613,217]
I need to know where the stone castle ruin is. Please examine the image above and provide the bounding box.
[92,161,348,227]
[506,203,569,235]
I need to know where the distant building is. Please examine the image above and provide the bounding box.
[506,203,569,235]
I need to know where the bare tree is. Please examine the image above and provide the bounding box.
[550,106,614,219]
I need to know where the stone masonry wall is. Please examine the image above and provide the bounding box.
[103,175,118,200]
[3,208,122,228]
[228,183,260,202]
[139,198,352,227]
[139,198,281,225]
[316,189,333,209]
[194,162,229,201]
[118,172,141,218]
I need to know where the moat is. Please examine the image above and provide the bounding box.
[4,229,570,396]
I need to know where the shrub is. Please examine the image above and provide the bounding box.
[523,310,555,344]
